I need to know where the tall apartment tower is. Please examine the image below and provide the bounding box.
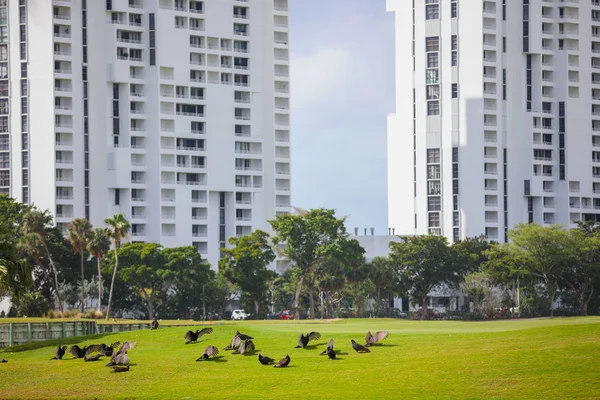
[0,0,291,267]
[387,0,600,243]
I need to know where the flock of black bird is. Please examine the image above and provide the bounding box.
[0,316,389,372]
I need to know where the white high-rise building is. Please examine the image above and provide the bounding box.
[387,0,600,243]
[1,0,291,267]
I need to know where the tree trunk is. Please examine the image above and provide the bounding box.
[308,286,314,319]
[96,257,103,313]
[80,252,85,313]
[144,293,155,320]
[422,295,428,320]
[324,291,330,319]
[293,275,304,320]
[580,284,594,316]
[44,244,63,313]
[254,299,259,320]
[105,248,119,320]
[376,287,381,318]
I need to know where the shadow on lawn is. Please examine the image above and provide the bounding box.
[1,332,121,353]
[198,356,227,363]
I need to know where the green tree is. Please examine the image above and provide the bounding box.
[0,196,31,301]
[18,209,63,312]
[315,237,365,318]
[104,213,130,320]
[114,242,170,319]
[368,256,400,317]
[563,223,600,315]
[389,235,458,319]
[162,245,211,319]
[482,243,530,315]
[87,228,111,312]
[269,208,355,319]
[219,230,276,319]
[16,291,49,317]
[66,218,92,312]
[509,224,571,317]
[453,235,492,275]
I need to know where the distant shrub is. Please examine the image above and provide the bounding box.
[85,310,104,319]
[47,310,55,319]
[16,292,49,317]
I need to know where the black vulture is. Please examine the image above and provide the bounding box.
[106,341,136,371]
[365,330,389,346]
[85,344,107,357]
[350,339,370,353]
[107,353,130,372]
[223,334,242,350]
[103,342,121,357]
[319,339,334,356]
[295,331,321,348]
[258,354,275,365]
[274,354,290,368]
[196,345,219,361]
[235,339,255,355]
[235,330,253,340]
[151,317,159,330]
[50,345,67,360]
[184,327,213,344]
[327,347,336,360]
[0,359,7,363]
[69,345,88,359]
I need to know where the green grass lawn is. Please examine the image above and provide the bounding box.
[1,317,599,399]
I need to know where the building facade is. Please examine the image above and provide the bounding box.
[1,0,291,267]
[387,0,600,243]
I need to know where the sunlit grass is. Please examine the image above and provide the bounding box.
[1,317,599,399]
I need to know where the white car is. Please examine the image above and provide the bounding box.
[231,309,248,320]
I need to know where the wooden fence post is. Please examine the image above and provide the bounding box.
[62,322,66,338]
[46,322,50,340]
[8,323,13,346]
[27,323,32,341]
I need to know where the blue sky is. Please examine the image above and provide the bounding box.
[288,0,395,235]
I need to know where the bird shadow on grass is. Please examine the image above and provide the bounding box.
[200,356,227,363]
[372,344,398,348]
[329,357,344,361]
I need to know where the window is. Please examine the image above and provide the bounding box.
[426,37,439,52]
[427,149,441,163]
[428,181,441,195]
[427,165,441,179]
[426,69,439,84]
[427,53,438,68]
[0,170,9,186]
[427,85,440,100]
[427,101,440,115]
[451,35,458,66]
[428,196,441,211]
[451,2,458,18]
[452,83,458,98]
[426,4,439,20]
[428,212,440,227]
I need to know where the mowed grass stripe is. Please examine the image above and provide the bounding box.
[0,318,599,399]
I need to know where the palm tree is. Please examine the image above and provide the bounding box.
[18,210,63,312]
[104,214,130,320]
[87,228,111,312]
[66,218,92,313]
[0,258,32,301]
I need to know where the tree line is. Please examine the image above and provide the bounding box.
[1,195,599,320]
